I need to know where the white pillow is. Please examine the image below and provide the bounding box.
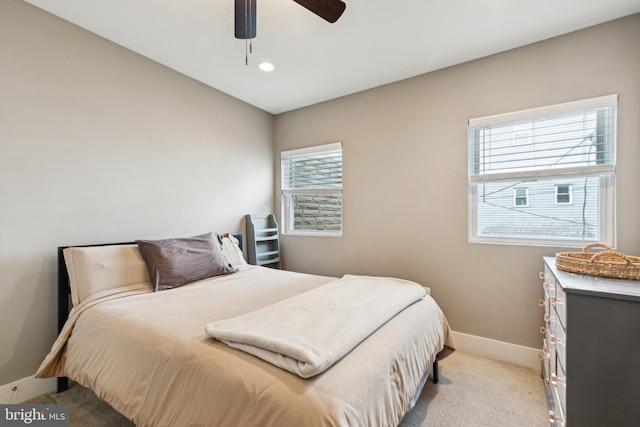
[221,234,248,267]
[64,245,153,306]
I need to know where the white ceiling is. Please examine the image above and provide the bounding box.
[24,0,640,114]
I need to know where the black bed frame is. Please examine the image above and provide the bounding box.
[55,233,439,394]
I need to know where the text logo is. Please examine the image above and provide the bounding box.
[0,405,69,426]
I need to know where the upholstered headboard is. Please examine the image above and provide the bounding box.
[55,234,243,392]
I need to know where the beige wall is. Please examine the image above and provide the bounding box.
[1,0,638,387]
[0,0,274,385]
[274,14,640,349]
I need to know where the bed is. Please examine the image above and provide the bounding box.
[37,232,454,427]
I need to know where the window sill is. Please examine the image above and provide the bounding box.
[468,236,613,249]
[283,230,342,238]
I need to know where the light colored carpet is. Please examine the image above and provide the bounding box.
[399,351,548,427]
[27,351,548,426]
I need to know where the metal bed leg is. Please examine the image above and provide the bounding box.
[57,377,69,393]
[432,359,439,384]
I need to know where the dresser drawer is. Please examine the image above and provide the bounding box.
[553,312,566,367]
[542,269,556,296]
[541,338,553,380]
[542,288,554,324]
[540,269,555,324]
[550,383,566,426]
[554,281,567,330]
[556,359,566,420]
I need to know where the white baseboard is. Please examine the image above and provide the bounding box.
[451,331,541,370]
[0,376,57,404]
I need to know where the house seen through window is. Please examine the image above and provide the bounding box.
[468,95,617,246]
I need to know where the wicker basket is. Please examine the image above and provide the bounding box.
[556,243,640,280]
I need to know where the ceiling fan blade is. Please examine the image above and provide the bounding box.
[293,0,346,23]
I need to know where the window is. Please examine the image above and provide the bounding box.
[513,188,529,207]
[468,95,616,246]
[281,142,342,236]
[555,184,573,205]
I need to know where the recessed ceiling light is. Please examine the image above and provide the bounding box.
[259,62,274,72]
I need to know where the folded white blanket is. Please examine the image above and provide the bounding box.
[204,274,427,378]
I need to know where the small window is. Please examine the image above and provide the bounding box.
[468,95,617,246]
[281,142,342,236]
[513,188,529,207]
[555,184,573,205]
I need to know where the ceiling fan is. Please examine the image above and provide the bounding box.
[234,0,347,40]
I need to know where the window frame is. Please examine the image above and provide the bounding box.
[513,187,529,207]
[468,95,617,247]
[280,142,343,237]
[554,184,573,205]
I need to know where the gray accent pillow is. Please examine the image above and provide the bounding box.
[136,232,237,291]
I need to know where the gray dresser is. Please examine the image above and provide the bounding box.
[540,256,640,426]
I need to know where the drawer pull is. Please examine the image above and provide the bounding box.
[539,272,547,280]
[550,296,564,305]
[550,373,566,386]
[549,410,564,426]
[549,334,561,345]
[544,314,554,323]
[541,342,552,357]
[540,326,547,334]
[543,282,551,291]
[538,299,545,307]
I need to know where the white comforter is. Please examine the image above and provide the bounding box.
[205,274,427,378]
[37,265,454,427]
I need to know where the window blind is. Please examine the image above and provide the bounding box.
[469,95,617,183]
[281,142,342,192]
